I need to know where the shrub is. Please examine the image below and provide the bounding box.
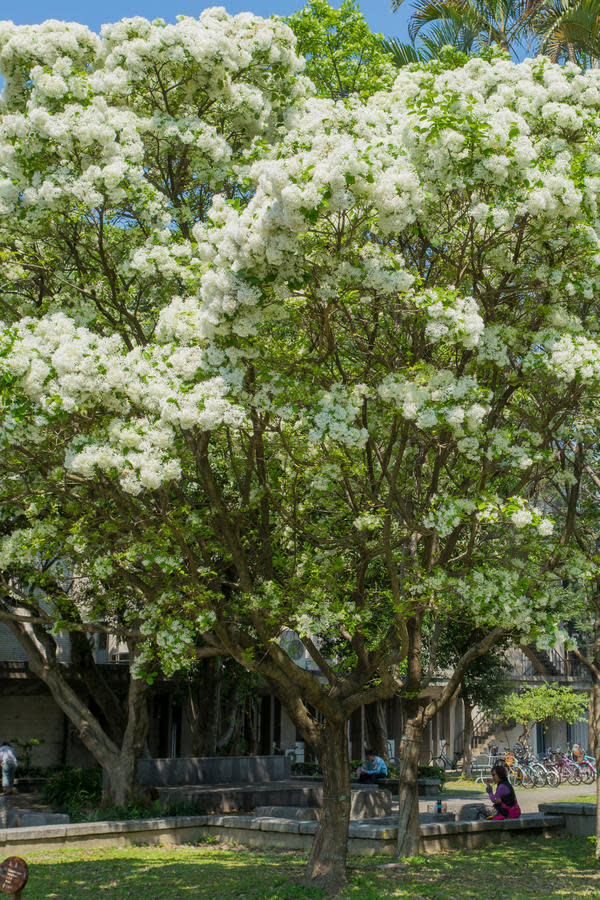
[79,795,209,822]
[43,767,210,822]
[292,759,446,785]
[43,767,103,815]
[290,761,321,776]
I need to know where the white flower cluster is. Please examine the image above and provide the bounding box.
[353,512,382,532]
[0,522,58,568]
[0,19,100,108]
[422,498,477,538]
[307,384,368,448]
[526,331,600,383]
[0,313,246,493]
[478,496,554,537]
[415,289,484,349]
[0,11,304,223]
[378,370,490,434]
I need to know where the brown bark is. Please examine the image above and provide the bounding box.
[396,613,425,858]
[184,659,223,756]
[589,673,600,859]
[70,630,126,744]
[104,675,150,805]
[365,700,388,761]
[394,618,507,856]
[461,703,474,776]
[305,719,351,894]
[396,716,423,858]
[6,618,149,805]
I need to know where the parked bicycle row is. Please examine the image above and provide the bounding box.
[474,742,596,788]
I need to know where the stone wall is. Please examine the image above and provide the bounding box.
[0,810,566,857]
[136,754,291,787]
[0,695,63,768]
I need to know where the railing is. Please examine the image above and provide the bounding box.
[516,647,591,681]
[454,708,493,757]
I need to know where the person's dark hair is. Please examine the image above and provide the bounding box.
[366,749,375,757]
[491,763,508,781]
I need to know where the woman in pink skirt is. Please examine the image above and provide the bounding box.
[485,764,521,819]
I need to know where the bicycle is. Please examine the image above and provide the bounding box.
[512,743,551,787]
[429,748,462,770]
[429,740,461,771]
[475,748,531,788]
[569,744,596,784]
[547,748,582,785]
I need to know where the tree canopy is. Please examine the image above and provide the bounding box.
[498,683,589,740]
[2,11,600,888]
[287,0,396,99]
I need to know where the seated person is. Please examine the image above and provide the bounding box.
[485,763,521,819]
[358,749,388,783]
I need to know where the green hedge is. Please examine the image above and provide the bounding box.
[291,760,446,783]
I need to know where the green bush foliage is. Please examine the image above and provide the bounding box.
[43,767,103,814]
[291,760,446,784]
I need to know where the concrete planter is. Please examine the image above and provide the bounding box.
[0,811,565,857]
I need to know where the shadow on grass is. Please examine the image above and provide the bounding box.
[22,835,600,900]
[25,850,323,900]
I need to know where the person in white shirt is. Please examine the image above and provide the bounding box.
[0,743,17,794]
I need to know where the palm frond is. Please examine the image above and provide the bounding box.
[381,37,423,65]
[407,0,483,42]
[534,0,600,60]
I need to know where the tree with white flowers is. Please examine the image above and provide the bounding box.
[0,7,305,808]
[1,16,600,889]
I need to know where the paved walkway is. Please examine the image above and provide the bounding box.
[416,780,596,816]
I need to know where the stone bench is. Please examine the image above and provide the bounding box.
[0,798,69,829]
[254,806,317,820]
[419,812,564,853]
[539,802,595,836]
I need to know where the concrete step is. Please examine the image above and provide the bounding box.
[254,806,317,820]
[156,781,391,818]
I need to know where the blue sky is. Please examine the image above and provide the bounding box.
[4,0,411,42]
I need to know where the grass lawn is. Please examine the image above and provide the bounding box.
[443,779,483,793]
[20,835,600,899]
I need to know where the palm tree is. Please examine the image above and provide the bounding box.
[525,0,600,64]
[382,15,480,64]
[391,0,533,58]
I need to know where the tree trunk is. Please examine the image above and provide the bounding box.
[184,659,223,756]
[103,676,150,805]
[461,703,474,776]
[217,682,241,752]
[70,630,126,744]
[589,673,600,859]
[365,700,388,761]
[7,619,150,804]
[305,719,351,894]
[396,716,423,858]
